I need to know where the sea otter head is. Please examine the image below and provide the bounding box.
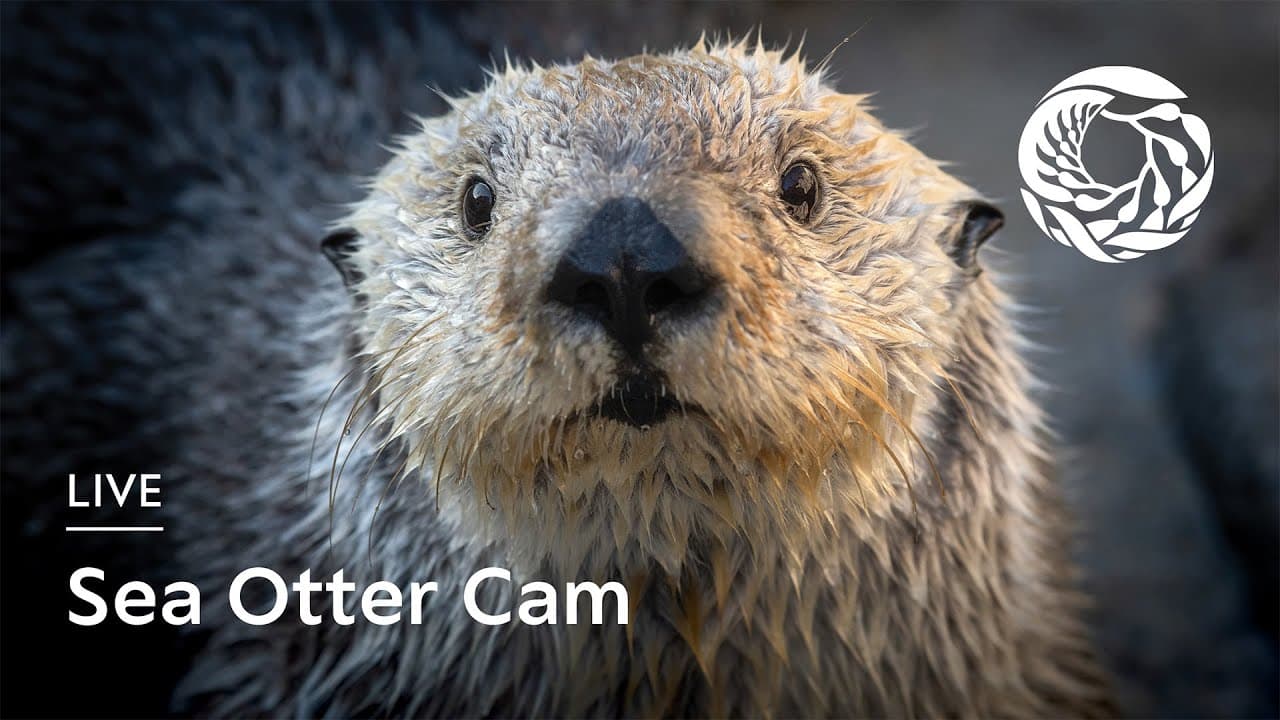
[330,41,1006,575]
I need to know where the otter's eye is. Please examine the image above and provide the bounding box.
[462,178,495,236]
[780,163,819,224]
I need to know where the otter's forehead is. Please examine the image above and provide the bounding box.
[447,45,882,179]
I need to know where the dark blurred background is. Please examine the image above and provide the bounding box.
[2,3,1276,717]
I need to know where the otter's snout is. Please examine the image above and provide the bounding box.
[547,197,713,357]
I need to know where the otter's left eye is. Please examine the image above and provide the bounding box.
[780,163,819,224]
[462,178,495,236]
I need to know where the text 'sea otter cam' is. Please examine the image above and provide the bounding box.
[68,567,629,627]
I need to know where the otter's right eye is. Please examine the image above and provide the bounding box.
[462,179,495,236]
[780,163,819,224]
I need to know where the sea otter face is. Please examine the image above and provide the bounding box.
[337,42,1002,564]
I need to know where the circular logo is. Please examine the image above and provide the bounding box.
[1017,66,1213,263]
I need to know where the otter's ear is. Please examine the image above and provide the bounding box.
[947,201,1004,269]
[321,228,364,289]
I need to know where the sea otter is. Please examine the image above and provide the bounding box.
[9,36,1114,717]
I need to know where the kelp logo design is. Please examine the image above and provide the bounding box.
[1018,66,1213,263]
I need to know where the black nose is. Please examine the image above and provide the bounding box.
[547,197,713,356]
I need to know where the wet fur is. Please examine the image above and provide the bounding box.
[3,16,1113,717]
[171,42,1114,717]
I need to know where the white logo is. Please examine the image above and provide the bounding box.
[1018,66,1213,263]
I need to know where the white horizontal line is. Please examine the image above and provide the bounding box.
[65,526,165,532]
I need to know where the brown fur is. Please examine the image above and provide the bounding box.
[185,40,1114,717]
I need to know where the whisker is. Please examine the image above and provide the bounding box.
[368,447,413,565]
[335,364,432,507]
[328,323,444,513]
[346,378,431,521]
[343,316,444,421]
[433,436,453,512]
[322,317,442,545]
[306,327,438,495]
[307,363,365,496]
